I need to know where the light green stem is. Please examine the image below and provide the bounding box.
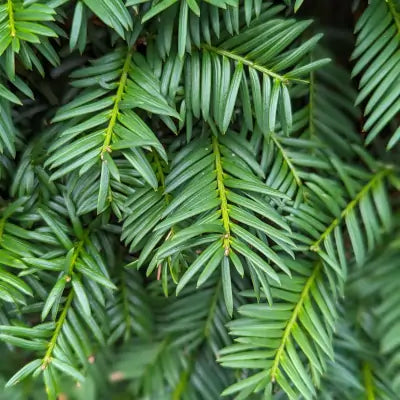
[42,291,74,368]
[387,0,400,35]
[101,49,133,158]
[270,263,321,381]
[270,132,302,186]
[311,169,390,251]
[212,136,230,255]
[202,44,309,84]
[363,362,375,400]
[42,236,87,367]
[7,0,16,37]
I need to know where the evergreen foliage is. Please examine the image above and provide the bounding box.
[0,0,399,399]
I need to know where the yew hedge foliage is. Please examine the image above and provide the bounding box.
[0,0,399,399]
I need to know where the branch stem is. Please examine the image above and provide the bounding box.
[202,44,309,84]
[270,132,302,186]
[42,235,87,367]
[363,362,375,400]
[7,0,16,37]
[101,48,133,157]
[42,291,74,368]
[212,136,230,255]
[270,263,321,381]
[387,0,400,36]
[311,169,390,251]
